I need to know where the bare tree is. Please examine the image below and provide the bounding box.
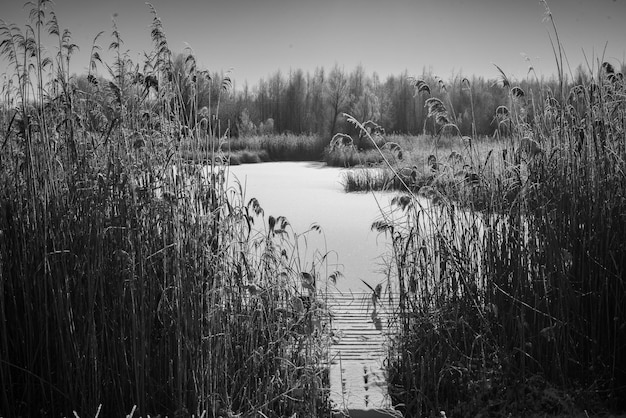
[326,64,349,136]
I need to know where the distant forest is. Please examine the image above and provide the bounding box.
[76,52,611,139]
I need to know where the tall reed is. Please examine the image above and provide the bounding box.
[351,32,626,415]
[0,3,331,417]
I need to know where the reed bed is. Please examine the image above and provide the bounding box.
[351,48,626,416]
[342,167,391,193]
[250,133,328,162]
[324,146,385,167]
[0,4,331,417]
[181,134,328,164]
[334,134,507,211]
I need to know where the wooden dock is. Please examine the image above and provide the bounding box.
[327,292,398,414]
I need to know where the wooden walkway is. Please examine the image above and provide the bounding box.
[327,292,397,413]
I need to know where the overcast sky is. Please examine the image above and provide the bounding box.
[2,0,626,88]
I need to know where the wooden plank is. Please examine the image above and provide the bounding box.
[328,292,395,411]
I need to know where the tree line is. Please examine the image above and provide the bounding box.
[221,64,517,138]
[69,50,613,141]
[192,58,601,139]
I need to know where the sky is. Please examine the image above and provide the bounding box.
[1,0,626,89]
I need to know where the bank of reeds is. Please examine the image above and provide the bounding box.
[0,4,331,417]
[352,36,626,416]
[324,146,385,167]
[337,134,506,207]
[181,134,328,164]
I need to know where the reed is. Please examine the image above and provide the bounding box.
[350,36,626,415]
[0,4,331,417]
